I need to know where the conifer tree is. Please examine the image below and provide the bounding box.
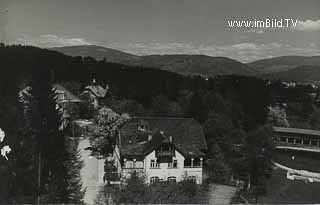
[26,69,85,204]
[26,69,65,203]
[63,136,85,204]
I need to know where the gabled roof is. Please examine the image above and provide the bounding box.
[19,84,81,103]
[53,84,82,103]
[273,126,320,136]
[119,117,207,157]
[84,85,107,98]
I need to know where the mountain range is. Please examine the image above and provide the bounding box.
[50,45,257,77]
[50,45,320,81]
[248,56,320,74]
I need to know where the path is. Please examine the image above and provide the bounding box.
[276,146,320,153]
[78,138,105,204]
[209,183,237,204]
[272,160,320,182]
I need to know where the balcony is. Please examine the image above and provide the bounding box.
[156,150,174,157]
[184,165,202,168]
[184,158,203,168]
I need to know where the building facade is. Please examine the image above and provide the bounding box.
[80,79,108,109]
[274,126,320,148]
[106,117,207,185]
[19,84,82,129]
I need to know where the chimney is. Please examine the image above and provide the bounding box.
[148,135,152,141]
[169,136,172,142]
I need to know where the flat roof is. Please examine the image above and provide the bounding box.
[273,126,320,136]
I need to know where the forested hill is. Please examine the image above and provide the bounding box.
[262,65,320,82]
[0,44,270,130]
[50,45,140,63]
[248,56,320,74]
[0,44,187,104]
[126,54,257,77]
[50,45,257,77]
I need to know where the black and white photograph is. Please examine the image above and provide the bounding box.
[0,0,320,204]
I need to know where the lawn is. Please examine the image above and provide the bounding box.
[258,148,320,204]
[274,149,320,173]
[258,169,320,204]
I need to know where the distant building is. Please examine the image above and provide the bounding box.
[19,84,82,129]
[274,126,320,148]
[81,79,109,109]
[52,84,82,128]
[53,83,82,104]
[106,117,207,185]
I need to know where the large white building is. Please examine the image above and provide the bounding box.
[106,117,207,185]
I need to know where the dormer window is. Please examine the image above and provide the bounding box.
[137,124,148,131]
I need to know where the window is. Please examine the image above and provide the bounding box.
[303,139,310,145]
[150,176,159,184]
[168,159,178,168]
[125,161,133,168]
[137,124,148,131]
[193,158,201,167]
[188,176,197,182]
[173,160,177,168]
[150,160,159,168]
[280,137,287,142]
[135,161,143,168]
[184,158,191,167]
[168,176,176,183]
[295,138,302,144]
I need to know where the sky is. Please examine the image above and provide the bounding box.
[0,0,319,62]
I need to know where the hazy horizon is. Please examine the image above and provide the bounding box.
[1,0,319,62]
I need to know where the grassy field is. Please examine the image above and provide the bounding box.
[274,149,320,173]
[258,149,320,204]
[258,169,320,204]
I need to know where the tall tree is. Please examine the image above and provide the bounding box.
[90,106,128,156]
[267,105,290,127]
[188,91,208,123]
[60,136,85,204]
[25,69,66,203]
[0,74,37,203]
[243,125,274,195]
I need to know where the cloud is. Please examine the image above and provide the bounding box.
[295,19,320,31]
[109,41,318,62]
[246,29,264,34]
[15,34,94,47]
[229,42,259,50]
[12,34,320,62]
[110,41,320,62]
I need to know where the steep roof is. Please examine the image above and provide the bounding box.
[119,117,207,157]
[84,85,107,98]
[273,126,320,136]
[53,84,82,103]
[19,84,81,103]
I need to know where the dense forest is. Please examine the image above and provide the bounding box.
[0,44,319,203]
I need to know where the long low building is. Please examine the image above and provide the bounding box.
[273,126,320,148]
